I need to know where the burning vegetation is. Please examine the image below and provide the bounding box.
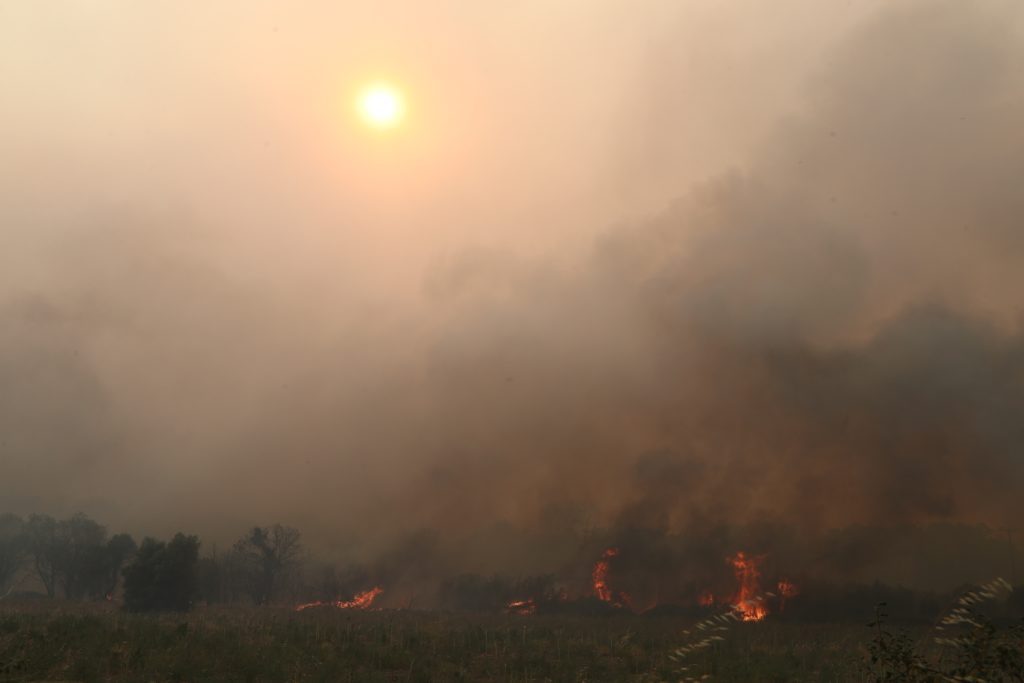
[776,579,799,613]
[591,547,632,608]
[440,546,799,619]
[687,552,799,622]
[728,552,767,622]
[295,586,383,612]
[505,598,537,616]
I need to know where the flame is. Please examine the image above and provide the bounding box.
[506,598,537,616]
[729,552,767,622]
[776,579,799,613]
[777,579,798,598]
[697,590,715,607]
[592,547,619,602]
[295,586,383,612]
[592,547,633,608]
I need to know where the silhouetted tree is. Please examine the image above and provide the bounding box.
[231,524,303,605]
[122,533,200,612]
[57,513,107,599]
[0,514,24,597]
[21,513,133,600]
[197,553,224,604]
[24,514,61,598]
[221,546,249,603]
[100,533,137,598]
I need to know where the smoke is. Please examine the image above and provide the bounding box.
[2,1,1023,592]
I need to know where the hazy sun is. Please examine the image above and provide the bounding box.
[358,84,404,129]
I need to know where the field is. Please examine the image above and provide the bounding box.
[0,602,877,683]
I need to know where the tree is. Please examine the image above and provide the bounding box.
[122,533,200,612]
[102,533,137,597]
[24,514,61,598]
[197,554,224,604]
[21,513,134,600]
[57,529,136,600]
[57,513,107,599]
[231,524,303,605]
[0,514,25,597]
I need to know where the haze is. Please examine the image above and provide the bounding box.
[2,1,1023,591]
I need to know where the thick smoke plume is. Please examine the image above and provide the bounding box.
[2,1,1023,594]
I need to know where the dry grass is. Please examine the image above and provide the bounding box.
[0,601,870,682]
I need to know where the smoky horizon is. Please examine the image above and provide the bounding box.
[2,0,1023,598]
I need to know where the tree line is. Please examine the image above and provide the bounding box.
[0,512,305,612]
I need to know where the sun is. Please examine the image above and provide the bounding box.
[357,84,404,129]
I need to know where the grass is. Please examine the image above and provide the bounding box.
[0,602,875,682]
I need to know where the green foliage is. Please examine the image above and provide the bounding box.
[939,616,1024,682]
[122,533,200,613]
[865,579,1024,682]
[866,603,933,682]
[933,579,1024,682]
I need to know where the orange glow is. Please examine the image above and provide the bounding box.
[295,586,383,612]
[506,598,537,616]
[777,578,799,613]
[729,552,767,621]
[591,547,632,608]
[592,547,619,602]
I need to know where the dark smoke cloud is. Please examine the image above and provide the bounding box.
[2,1,1023,592]
[376,0,1024,579]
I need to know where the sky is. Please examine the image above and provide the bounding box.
[2,1,1023,589]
